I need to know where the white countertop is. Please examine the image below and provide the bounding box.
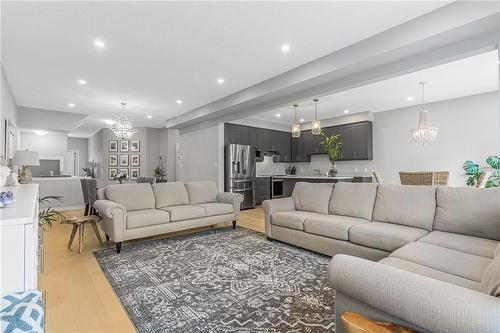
[0,184,39,226]
[256,174,372,179]
[33,176,84,181]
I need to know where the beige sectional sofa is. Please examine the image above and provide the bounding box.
[263,182,500,333]
[94,181,243,253]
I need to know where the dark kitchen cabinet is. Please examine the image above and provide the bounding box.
[275,131,292,162]
[291,136,309,162]
[262,129,278,152]
[352,122,373,160]
[255,177,271,205]
[249,127,263,148]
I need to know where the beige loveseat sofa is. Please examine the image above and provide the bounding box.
[94,181,243,253]
[263,182,500,333]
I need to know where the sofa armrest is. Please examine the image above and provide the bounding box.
[328,254,500,333]
[262,197,295,238]
[217,192,244,220]
[94,199,127,242]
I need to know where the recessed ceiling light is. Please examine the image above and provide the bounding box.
[68,103,76,108]
[300,118,305,122]
[276,113,281,118]
[407,96,414,101]
[34,130,48,136]
[344,110,350,114]
[147,115,152,119]
[103,119,115,125]
[217,78,225,84]
[77,79,87,85]
[176,100,183,104]
[281,44,291,53]
[94,40,105,48]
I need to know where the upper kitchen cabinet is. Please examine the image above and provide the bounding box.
[336,121,373,160]
[249,127,263,148]
[274,131,292,162]
[262,129,278,152]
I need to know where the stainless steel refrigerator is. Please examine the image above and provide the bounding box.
[225,144,256,209]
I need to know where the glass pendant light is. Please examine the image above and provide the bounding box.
[411,81,438,145]
[291,104,301,138]
[311,98,321,135]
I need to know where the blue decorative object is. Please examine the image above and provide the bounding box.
[0,290,44,333]
[0,191,14,208]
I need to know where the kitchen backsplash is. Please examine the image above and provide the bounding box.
[256,154,374,176]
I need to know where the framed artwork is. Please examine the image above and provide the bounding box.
[130,140,140,152]
[108,168,118,180]
[130,168,140,180]
[130,154,140,166]
[120,168,129,180]
[108,140,118,152]
[108,154,118,166]
[120,140,129,152]
[120,154,129,167]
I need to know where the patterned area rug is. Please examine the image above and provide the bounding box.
[94,228,335,332]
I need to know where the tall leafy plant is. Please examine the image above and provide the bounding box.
[39,195,66,230]
[319,131,341,164]
[463,155,499,188]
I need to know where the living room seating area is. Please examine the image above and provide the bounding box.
[263,182,500,332]
[94,181,243,252]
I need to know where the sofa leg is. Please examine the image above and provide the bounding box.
[116,242,122,253]
[232,221,236,229]
[105,234,110,241]
[266,237,273,241]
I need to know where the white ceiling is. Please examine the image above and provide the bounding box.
[249,50,499,125]
[1,1,449,137]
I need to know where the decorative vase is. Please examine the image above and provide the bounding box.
[0,176,7,186]
[328,161,337,177]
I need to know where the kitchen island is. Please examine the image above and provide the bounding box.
[33,176,85,210]
[279,174,373,197]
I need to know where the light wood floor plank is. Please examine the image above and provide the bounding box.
[40,207,265,332]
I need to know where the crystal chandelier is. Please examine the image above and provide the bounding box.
[291,104,301,137]
[111,102,139,139]
[411,82,438,145]
[311,98,321,135]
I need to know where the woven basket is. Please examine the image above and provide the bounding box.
[399,171,449,186]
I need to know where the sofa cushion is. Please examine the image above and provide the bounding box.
[379,257,481,291]
[349,222,428,252]
[152,182,189,208]
[195,203,233,217]
[185,181,218,204]
[418,231,499,259]
[160,205,206,222]
[304,215,369,241]
[292,182,333,214]
[389,242,492,283]
[126,209,170,229]
[330,183,378,220]
[372,184,436,231]
[105,183,155,211]
[434,187,500,240]
[481,256,500,297]
[271,211,325,231]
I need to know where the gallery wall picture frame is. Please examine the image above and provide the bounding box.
[108,168,118,180]
[130,154,140,166]
[120,154,129,167]
[120,140,129,152]
[108,154,118,166]
[130,168,140,180]
[120,168,129,180]
[109,140,118,152]
[130,140,140,152]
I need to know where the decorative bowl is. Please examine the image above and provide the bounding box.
[0,191,15,208]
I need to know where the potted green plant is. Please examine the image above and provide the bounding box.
[39,195,66,230]
[319,132,341,177]
[463,155,499,188]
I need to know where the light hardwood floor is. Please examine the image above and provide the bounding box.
[39,208,265,333]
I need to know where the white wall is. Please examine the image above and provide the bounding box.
[20,131,68,166]
[302,92,499,186]
[177,121,224,189]
[67,137,89,176]
[88,129,103,185]
[160,128,179,181]
[1,66,19,161]
[145,128,160,178]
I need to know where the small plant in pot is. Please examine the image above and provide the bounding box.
[463,155,499,188]
[39,195,66,230]
[320,132,341,177]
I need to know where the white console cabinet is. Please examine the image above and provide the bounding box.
[0,184,41,294]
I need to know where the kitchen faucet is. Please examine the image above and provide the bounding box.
[313,168,322,175]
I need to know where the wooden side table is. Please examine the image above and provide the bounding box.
[64,215,103,254]
[341,312,415,333]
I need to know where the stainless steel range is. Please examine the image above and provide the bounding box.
[225,144,256,209]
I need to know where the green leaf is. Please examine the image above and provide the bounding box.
[486,155,500,170]
[463,160,479,175]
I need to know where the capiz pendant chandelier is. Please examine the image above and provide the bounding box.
[291,104,301,137]
[411,82,438,145]
[111,102,139,139]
